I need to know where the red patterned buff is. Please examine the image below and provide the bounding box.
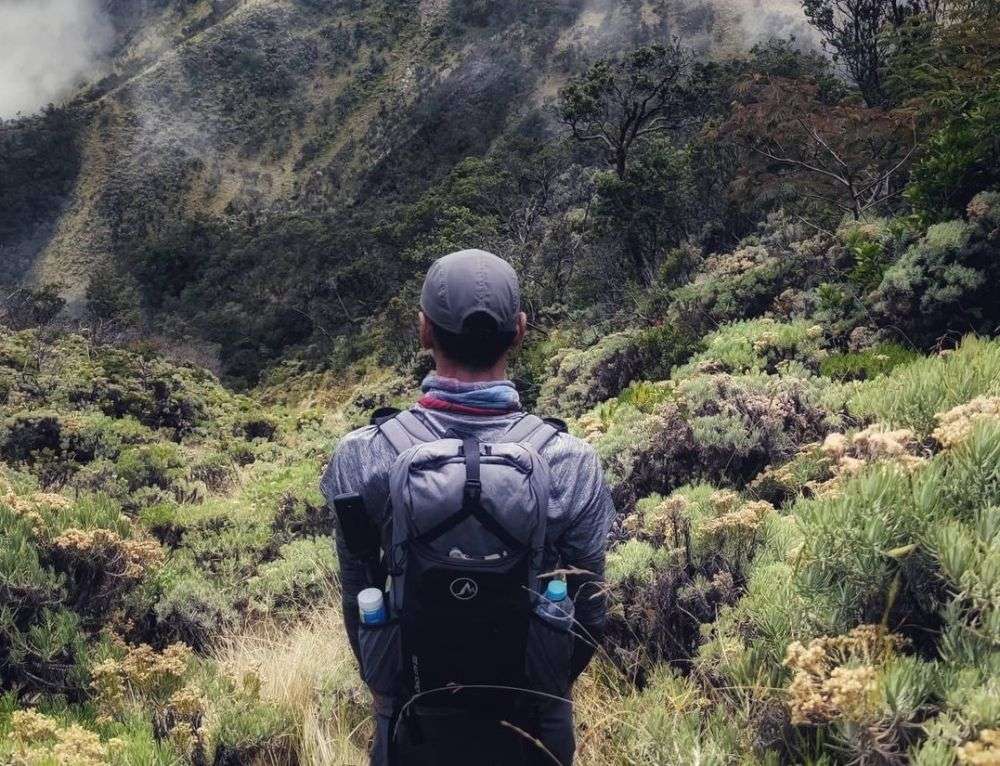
[417,394,520,416]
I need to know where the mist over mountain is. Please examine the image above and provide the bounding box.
[0,0,112,118]
[0,0,990,387]
[1,0,814,320]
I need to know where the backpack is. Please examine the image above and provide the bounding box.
[357,409,575,765]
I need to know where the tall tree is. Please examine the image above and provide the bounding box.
[722,75,917,221]
[559,43,690,177]
[802,0,944,106]
[888,0,1000,219]
[591,137,696,283]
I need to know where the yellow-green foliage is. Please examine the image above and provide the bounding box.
[0,473,164,696]
[606,539,671,586]
[539,326,697,419]
[539,331,647,418]
[589,370,840,507]
[247,538,337,616]
[5,218,1000,764]
[819,343,921,382]
[674,319,827,380]
[576,664,756,765]
[850,335,1000,434]
[703,417,1000,761]
[0,328,342,762]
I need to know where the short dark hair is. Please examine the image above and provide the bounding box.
[429,312,517,371]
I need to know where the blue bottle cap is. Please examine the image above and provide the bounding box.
[545,580,567,602]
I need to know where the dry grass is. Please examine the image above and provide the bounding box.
[214,601,373,766]
[213,588,714,766]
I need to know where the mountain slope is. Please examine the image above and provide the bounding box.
[6,0,814,352]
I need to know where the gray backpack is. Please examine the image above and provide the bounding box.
[358,409,575,764]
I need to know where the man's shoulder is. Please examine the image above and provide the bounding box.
[543,427,600,464]
[333,422,395,463]
[337,423,381,449]
[322,422,398,503]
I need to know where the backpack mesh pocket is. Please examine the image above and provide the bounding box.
[359,619,401,697]
[525,612,573,698]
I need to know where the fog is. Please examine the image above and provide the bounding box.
[710,0,819,50]
[0,0,111,118]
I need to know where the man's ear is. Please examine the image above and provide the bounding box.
[418,311,434,351]
[513,312,528,347]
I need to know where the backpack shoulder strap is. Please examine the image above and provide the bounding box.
[377,408,441,455]
[503,413,563,454]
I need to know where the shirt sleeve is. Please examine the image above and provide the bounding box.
[319,428,381,666]
[555,446,615,631]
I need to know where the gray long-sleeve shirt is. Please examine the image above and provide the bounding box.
[320,405,615,664]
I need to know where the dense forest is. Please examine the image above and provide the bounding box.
[1,0,998,763]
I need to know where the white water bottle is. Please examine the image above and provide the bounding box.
[358,587,387,625]
[539,579,574,628]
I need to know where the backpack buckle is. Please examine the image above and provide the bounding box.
[463,479,482,505]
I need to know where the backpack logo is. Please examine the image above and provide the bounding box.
[450,577,479,600]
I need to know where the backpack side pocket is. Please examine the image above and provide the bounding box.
[525,611,573,699]
[359,619,401,697]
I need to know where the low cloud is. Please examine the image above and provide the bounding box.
[0,0,112,118]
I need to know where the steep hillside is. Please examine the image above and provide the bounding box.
[20,0,655,297]
[1,0,827,384]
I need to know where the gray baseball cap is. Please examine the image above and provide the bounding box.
[420,249,520,334]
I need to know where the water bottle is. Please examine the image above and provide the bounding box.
[538,579,574,628]
[358,587,387,625]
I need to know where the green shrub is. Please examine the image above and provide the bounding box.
[192,668,297,764]
[628,485,713,555]
[537,322,700,419]
[605,666,749,764]
[696,406,1000,763]
[748,443,834,507]
[116,444,186,493]
[849,335,1000,433]
[247,538,336,616]
[606,540,671,586]
[787,420,1000,684]
[0,411,64,464]
[674,319,827,380]
[839,218,914,293]
[594,373,838,509]
[0,486,161,696]
[187,450,236,492]
[870,194,1000,345]
[179,518,274,585]
[153,562,237,648]
[819,343,921,381]
[905,73,1000,222]
[664,241,808,339]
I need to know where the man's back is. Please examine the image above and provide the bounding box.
[321,405,613,641]
[321,405,613,766]
[321,247,613,765]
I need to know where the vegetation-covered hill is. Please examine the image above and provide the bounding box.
[2,201,1000,762]
[2,0,826,384]
[1,0,999,763]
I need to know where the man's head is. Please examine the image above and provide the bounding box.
[418,249,527,378]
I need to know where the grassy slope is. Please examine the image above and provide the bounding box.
[2,275,999,764]
[26,0,616,307]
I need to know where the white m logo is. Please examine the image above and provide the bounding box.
[449,577,479,600]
